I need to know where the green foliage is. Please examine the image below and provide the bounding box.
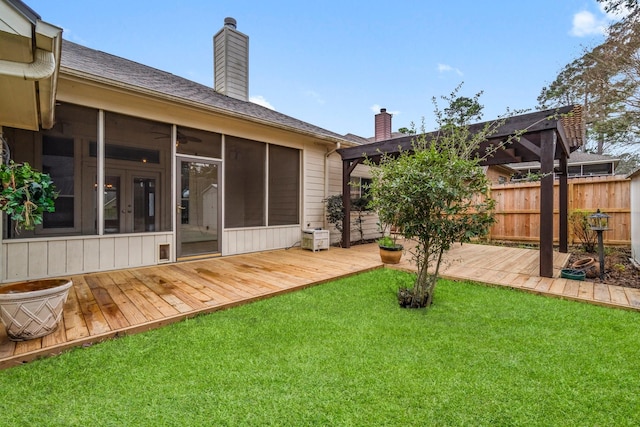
[0,161,58,231]
[351,196,369,243]
[377,235,401,249]
[367,86,500,308]
[325,194,371,244]
[397,127,416,135]
[2,269,640,426]
[569,209,598,252]
[323,194,344,233]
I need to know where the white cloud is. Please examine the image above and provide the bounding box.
[62,28,88,45]
[437,63,463,76]
[370,104,400,116]
[250,95,275,110]
[303,90,325,104]
[570,10,607,36]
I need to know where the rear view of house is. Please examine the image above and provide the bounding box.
[0,0,357,282]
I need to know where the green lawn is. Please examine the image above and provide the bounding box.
[0,269,639,426]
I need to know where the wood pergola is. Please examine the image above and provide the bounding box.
[337,105,585,278]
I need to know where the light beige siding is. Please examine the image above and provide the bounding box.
[2,233,172,283]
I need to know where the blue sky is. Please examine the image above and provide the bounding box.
[26,0,621,138]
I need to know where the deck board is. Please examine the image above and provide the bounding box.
[0,242,637,370]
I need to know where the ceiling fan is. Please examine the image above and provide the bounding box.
[152,131,202,145]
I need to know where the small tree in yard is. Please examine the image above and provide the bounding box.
[367,88,505,308]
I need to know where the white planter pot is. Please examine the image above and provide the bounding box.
[0,279,72,341]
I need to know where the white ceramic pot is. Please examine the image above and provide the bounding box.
[0,279,72,341]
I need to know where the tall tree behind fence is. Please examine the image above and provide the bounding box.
[489,176,631,245]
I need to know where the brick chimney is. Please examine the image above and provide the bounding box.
[374,108,392,141]
[214,17,249,101]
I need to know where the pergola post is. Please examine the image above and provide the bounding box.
[559,150,569,253]
[539,130,556,278]
[342,159,352,248]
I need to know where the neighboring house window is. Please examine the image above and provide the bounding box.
[582,163,613,176]
[568,166,582,177]
[225,136,266,228]
[513,162,615,182]
[268,145,300,226]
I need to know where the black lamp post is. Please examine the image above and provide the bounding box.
[588,209,610,281]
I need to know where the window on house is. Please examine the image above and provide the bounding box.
[225,136,266,228]
[350,177,372,209]
[102,112,172,234]
[3,103,98,239]
[268,145,300,226]
[42,136,74,228]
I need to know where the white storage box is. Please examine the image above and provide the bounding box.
[301,229,330,252]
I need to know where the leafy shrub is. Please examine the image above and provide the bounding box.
[569,209,597,252]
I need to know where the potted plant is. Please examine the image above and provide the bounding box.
[378,234,403,264]
[0,161,70,341]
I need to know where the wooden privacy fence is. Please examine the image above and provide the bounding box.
[489,176,631,245]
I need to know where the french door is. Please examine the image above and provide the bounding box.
[177,158,221,258]
[102,169,160,234]
[85,167,160,234]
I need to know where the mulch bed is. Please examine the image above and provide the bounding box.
[568,247,639,290]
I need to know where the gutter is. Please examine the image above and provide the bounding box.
[0,48,56,80]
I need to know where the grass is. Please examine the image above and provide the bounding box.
[0,269,639,426]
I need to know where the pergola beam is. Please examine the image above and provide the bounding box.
[337,105,584,278]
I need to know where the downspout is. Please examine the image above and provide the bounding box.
[0,127,5,281]
[0,48,56,80]
[323,142,341,229]
[0,46,60,129]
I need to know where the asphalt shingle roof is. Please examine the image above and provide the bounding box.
[60,40,352,144]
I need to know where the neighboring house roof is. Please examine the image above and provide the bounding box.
[366,131,406,142]
[342,133,369,145]
[60,40,352,145]
[507,151,619,170]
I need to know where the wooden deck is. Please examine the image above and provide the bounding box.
[1,242,639,369]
